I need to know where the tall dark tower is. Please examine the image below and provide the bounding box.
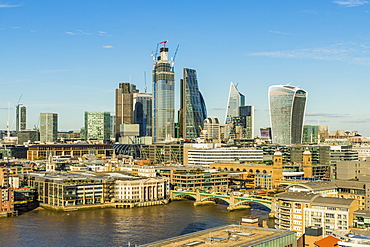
[152,41,175,142]
[179,68,207,140]
[115,82,138,141]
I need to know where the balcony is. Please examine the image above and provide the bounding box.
[277,205,291,210]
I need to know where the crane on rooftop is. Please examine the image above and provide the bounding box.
[159,40,168,47]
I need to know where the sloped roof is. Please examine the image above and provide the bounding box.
[314,235,340,247]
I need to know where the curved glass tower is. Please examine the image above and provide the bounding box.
[152,43,175,142]
[179,68,207,139]
[269,85,307,145]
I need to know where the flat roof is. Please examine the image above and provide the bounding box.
[139,224,295,247]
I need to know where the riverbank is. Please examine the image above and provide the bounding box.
[38,199,171,212]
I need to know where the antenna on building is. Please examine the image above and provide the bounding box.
[144,71,147,93]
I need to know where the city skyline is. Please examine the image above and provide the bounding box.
[2,1,370,135]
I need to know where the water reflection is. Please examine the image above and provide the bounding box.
[1,201,270,246]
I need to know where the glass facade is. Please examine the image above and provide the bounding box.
[180,68,207,139]
[302,125,319,143]
[269,85,307,145]
[152,46,175,142]
[225,82,245,124]
[238,105,254,138]
[84,112,111,140]
[40,113,58,143]
[134,93,152,137]
[16,104,26,132]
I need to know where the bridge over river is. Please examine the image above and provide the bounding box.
[170,190,273,211]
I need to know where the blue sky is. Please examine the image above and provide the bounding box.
[1,0,370,136]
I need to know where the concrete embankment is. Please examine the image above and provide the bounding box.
[40,200,170,211]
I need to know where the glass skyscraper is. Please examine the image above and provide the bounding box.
[179,68,207,140]
[152,42,175,142]
[133,92,152,137]
[225,82,245,124]
[40,113,58,143]
[268,85,307,145]
[84,112,111,141]
[16,104,26,132]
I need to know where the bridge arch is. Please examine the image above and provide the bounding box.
[234,200,271,210]
[171,192,197,200]
[201,196,230,205]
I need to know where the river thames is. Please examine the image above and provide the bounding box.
[0,201,271,246]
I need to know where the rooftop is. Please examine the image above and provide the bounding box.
[139,224,295,247]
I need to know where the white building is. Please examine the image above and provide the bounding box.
[115,177,168,203]
[184,145,263,166]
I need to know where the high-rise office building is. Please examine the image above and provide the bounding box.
[302,125,319,144]
[238,105,254,139]
[225,82,245,124]
[40,113,58,143]
[179,68,207,140]
[152,41,175,142]
[203,117,221,142]
[133,92,152,137]
[16,104,26,132]
[84,112,111,141]
[115,83,138,141]
[110,115,116,140]
[268,85,307,145]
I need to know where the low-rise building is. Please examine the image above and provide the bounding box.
[274,192,359,237]
[158,167,229,192]
[27,144,114,160]
[20,172,111,207]
[185,145,263,166]
[115,177,168,203]
[0,187,16,217]
[140,143,183,164]
[140,224,297,247]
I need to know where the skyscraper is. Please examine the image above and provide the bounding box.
[268,85,307,145]
[133,92,152,137]
[152,41,175,142]
[40,113,58,143]
[84,112,111,141]
[16,104,26,132]
[230,105,254,139]
[203,117,221,142]
[239,105,254,138]
[225,82,245,124]
[179,68,207,140]
[115,82,138,141]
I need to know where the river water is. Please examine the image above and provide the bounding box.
[0,201,271,246]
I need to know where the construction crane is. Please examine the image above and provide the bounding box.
[16,94,23,105]
[144,71,147,93]
[159,40,168,47]
[171,44,179,71]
